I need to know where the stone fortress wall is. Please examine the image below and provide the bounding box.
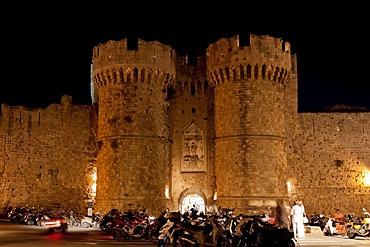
[0,34,369,217]
[0,95,96,211]
[287,113,370,216]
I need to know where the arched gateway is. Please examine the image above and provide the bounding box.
[178,188,206,214]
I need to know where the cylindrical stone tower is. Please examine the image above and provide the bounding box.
[92,38,176,216]
[206,34,292,213]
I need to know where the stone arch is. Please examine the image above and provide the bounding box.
[178,188,207,214]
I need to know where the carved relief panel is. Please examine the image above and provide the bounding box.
[181,122,206,172]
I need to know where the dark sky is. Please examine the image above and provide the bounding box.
[2,6,369,112]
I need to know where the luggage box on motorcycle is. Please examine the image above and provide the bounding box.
[169,212,182,222]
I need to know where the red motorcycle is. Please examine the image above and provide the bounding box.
[112,213,152,240]
[99,209,126,234]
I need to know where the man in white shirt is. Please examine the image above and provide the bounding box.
[291,200,305,238]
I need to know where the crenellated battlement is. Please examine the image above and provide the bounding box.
[92,39,178,100]
[93,38,177,71]
[207,34,291,63]
[205,34,293,87]
[206,34,292,82]
[175,55,207,83]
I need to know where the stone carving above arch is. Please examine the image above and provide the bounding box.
[181,122,205,172]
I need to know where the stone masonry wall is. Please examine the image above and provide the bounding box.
[288,112,370,216]
[0,95,95,212]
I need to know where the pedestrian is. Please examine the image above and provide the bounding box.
[333,208,344,223]
[298,200,306,237]
[291,200,305,238]
[275,201,289,228]
[284,203,292,230]
[190,204,198,219]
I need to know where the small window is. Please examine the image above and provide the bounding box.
[191,84,196,95]
[192,108,196,113]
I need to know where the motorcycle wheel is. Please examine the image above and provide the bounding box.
[217,235,232,247]
[157,238,169,247]
[13,217,20,224]
[113,229,126,241]
[26,219,34,225]
[61,226,68,233]
[100,223,107,231]
[148,231,158,244]
[81,222,91,228]
[347,229,356,239]
[100,222,112,233]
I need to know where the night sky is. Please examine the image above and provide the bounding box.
[2,5,369,112]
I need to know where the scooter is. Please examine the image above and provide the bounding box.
[81,216,94,228]
[175,213,234,247]
[80,213,101,228]
[323,217,347,236]
[148,209,169,244]
[157,212,182,247]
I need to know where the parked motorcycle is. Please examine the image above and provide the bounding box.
[148,209,169,244]
[22,209,40,226]
[112,212,153,240]
[174,214,225,247]
[346,208,370,239]
[8,207,26,224]
[80,213,101,228]
[99,209,120,233]
[309,212,326,230]
[175,223,213,247]
[157,211,183,247]
[212,208,238,246]
[232,214,295,247]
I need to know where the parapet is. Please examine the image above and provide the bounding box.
[92,38,177,74]
[206,34,292,69]
[176,55,207,82]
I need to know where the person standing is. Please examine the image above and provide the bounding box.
[333,208,344,223]
[190,204,198,219]
[275,200,289,228]
[291,200,305,238]
[284,203,292,230]
[299,200,307,237]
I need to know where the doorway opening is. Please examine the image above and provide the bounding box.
[180,193,205,214]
